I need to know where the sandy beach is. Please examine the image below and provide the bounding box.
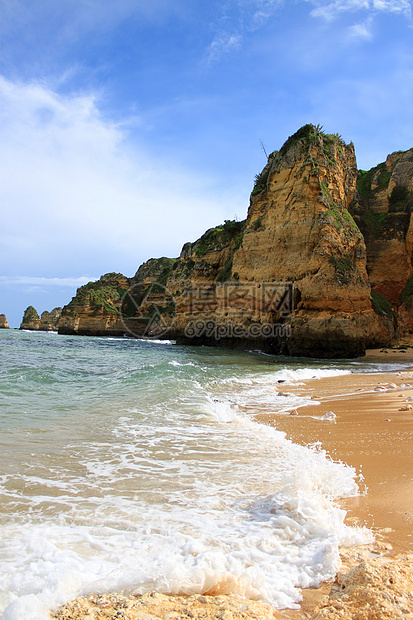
[52,349,413,620]
[257,351,413,553]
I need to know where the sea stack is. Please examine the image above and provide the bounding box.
[0,314,9,329]
[20,306,40,330]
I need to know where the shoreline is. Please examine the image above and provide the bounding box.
[255,354,413,554]
[252,348,413,619]
[52,349,413,619]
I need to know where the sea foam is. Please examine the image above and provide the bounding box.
[0,334,372,619]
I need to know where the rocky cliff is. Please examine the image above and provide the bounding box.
[39,307,62,331]
[54,124,412,357]
[0,314,9,329]
[349,148,413,332]
[163,126,393,356]
[20,306,41,330]
[57,273,132,336]
[20,306,62,331]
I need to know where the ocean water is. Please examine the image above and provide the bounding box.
[0,330,407,619]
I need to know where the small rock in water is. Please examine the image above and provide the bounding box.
[405,396,413,402]
[399,405,413,411]
[388,383,397,389]
[289,409,299,416]
[374,386,387,392]
[322,411,336,421]
[277,379,286,383]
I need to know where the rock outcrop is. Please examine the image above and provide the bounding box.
[55,125,412,357]
[349,148,413,333]
[0,314,9,329]
[39,307,62,331]
[57,273,132,336]
[122,126,393,357]
[19,306,62,331]
[20,306,41,330]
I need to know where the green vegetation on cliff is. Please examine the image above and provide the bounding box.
[352,156,412,238]
[61,274,130,317]
[371,290,394,320]
[193,220,244,257]
[399,274,413,309]
[356,163,392,205]
[22,306,40,323]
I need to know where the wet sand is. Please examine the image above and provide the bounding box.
[255,354,413,553]
[253,348,413,618]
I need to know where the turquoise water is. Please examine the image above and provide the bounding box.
[0,330,407,619]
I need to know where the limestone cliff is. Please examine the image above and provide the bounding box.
[20,306,41,330]
[114,125,394,357]
[349,149,413,333]
[56,124,410,357]
[19,306,62,331]
[0,314,9,329]
[228,125,389,356]
[39,307,62,331]
[57,273,132,336]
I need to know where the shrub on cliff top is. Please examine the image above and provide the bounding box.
[356,162,392,205]
[63,280,126,315]
[22,306,40,322]
[279,124,315,157]
[194,220,244,257]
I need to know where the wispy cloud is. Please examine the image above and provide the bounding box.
[250,0,285,25]
[0,276,97,288]
[305,0,412,21]
[346,17,373,40]
[0,76,237,277]
[206,32,243,65]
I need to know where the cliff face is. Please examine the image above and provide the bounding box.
[19,306,62,331]
[0,314,9,329]
[55,124,411,357]
[228,126,388,356]
[122,126,394,357]
[57,273,132,336]
[20,306,40,330]
[349,149,413,332]
[39,307,62,331]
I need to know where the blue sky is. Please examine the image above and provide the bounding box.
[1,0,413,327]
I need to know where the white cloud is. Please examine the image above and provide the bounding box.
[0,76,237,278]
[249,0,285,25]
[305,0,412,20]
[206,32,243,65]
[0,276,97,287]
[372,0,412,16]
[306,0,369,21]
[346,17,373,40]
